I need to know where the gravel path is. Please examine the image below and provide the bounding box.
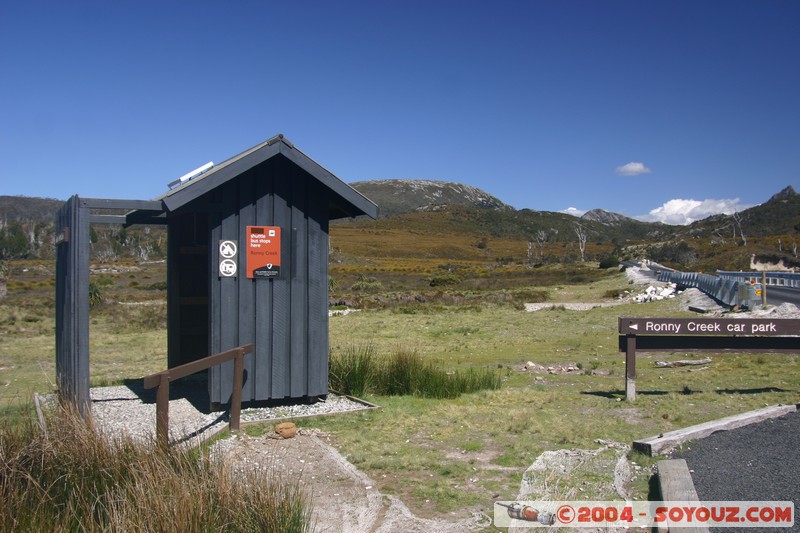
[88,383,375,446]
[523,302,620,312]
[672,411,800,532]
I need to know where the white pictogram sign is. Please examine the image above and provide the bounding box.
[219,239,239,277]
[219,259,237,277]
[219,240,237,258]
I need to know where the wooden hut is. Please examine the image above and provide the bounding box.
[55,134,377,411]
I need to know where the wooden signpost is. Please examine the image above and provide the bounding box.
[619,317,800,401]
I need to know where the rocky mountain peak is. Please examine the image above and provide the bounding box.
[350,179,511,218]
[581,209,632,225]
[769,186,797,202]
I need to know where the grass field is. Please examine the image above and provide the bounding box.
[2,258,798,528]
[317,292,799,519]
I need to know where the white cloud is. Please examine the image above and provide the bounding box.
[561,207,585,217]
[642,197,750,225]
[615,161,652,176]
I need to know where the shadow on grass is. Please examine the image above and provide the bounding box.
[581,390,670,400]
[582,386,792,400]
[714,386,792,395]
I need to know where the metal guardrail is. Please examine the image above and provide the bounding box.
[717,270,800,289]
[143,343,254,447]
[656,271,758,309]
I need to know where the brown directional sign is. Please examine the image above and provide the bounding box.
[619,317,800,337]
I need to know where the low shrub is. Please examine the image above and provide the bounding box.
[137,280,167,291]
[428,274,461,287]
[603,288,628,299]
[88,281,105,309]
[598,256,620,269]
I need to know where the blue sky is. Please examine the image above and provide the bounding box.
[1,1,797,224]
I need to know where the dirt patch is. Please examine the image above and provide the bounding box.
[209,430,649,532]
[210,430,491,533]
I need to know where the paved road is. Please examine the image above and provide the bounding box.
[766,285,800,307]
[672,410,800,532]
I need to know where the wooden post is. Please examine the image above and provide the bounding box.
[156,373,170,447]
[625,334,637,401]
[230,349,243,432]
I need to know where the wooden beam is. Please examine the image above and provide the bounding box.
[656,459,709,533]
[619,334,800,352]
[634,404,797,456]
[89,215,128,224]
[81,198,163,211]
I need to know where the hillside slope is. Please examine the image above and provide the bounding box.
[683,185,799,238]
[350,179,512,218]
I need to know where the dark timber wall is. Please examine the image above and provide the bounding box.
[169,155,331,404]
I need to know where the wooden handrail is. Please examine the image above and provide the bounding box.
[143,343,254,446]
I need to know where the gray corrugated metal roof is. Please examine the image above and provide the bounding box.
[154,134,378,219]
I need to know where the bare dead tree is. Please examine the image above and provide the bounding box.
[534,229,548,262]
[792,241,798,258]
[712,224,729,244]
[732,210,747,246]
[574,222,587,262]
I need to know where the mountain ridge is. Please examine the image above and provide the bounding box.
[350,179,512,218]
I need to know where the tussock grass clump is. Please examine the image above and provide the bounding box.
[349,273,383,292]
[0,403,311,533]
[329,343,376,397]
[375,348,502,398]
[330,345,502,399]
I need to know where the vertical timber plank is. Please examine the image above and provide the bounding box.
[307,182,329,397]
[76,200,90,414]
[209,207,222,403]
[237,171,256,402]
[218,180,239,403]
[254,164,274,400]
[290,168,308,397]
[55,200,69,404]
[271,159,292,399]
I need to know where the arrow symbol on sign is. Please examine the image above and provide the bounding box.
[629,323,639,331]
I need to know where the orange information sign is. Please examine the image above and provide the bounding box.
[246,226,281,279]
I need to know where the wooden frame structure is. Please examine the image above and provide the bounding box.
[55,197,162,414]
